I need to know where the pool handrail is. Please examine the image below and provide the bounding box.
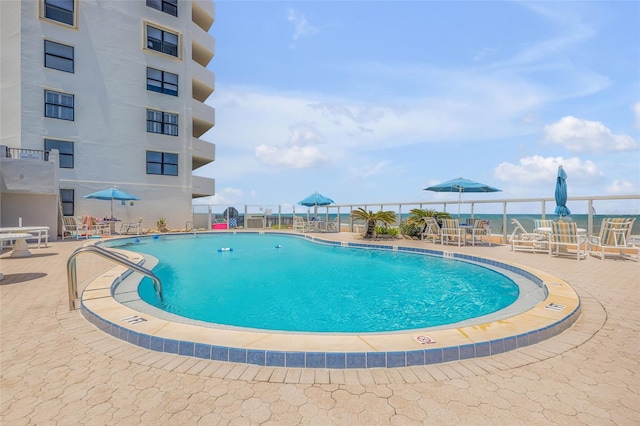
[67,244,162,310]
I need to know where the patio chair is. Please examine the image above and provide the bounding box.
[440,218,466,246]
[292,216,310,233]
[589,218,638,262]
[120,218,143,235]
[470,219,492,246]
[420,217,441,243]
[549,221,587,260]
[62,216,88,240]
[324,217,339,233]
[509,218,548,253]
[533,219,553,233]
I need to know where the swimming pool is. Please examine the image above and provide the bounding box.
[82,232,581,368]
[122,233,522,332]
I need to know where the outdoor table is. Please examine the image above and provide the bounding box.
[535,227,586,235]
[0,226,49,248]
[0,233,34,257]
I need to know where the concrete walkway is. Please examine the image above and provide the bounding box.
[1,235,638,424]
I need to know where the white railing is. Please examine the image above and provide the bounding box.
[193,194,640,242]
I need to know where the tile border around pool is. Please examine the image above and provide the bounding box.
[81,233,581,369]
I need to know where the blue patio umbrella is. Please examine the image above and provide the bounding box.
[84,187,140,219]
[554,166,570,218]
[424,177,501,218]
[298,192,334,219]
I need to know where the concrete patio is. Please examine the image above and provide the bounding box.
[1,234,638,424]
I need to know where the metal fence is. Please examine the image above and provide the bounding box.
[193,194,640,243]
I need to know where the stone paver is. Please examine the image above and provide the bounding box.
[1,234,639,424]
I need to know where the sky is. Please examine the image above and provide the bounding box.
[194,1,640,214]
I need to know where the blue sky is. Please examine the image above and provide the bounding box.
[195,1,639,213]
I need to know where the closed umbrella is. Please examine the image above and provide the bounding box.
[424,177,501,218]
[554,166,570,218]
[83,187,140,219]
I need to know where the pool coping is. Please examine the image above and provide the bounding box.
[80,231,581,369]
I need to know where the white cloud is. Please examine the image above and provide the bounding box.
[347,161,389,180]
[606,180,637,194]
[494,155,603,184]
[193,187,244,206]
[543,116,638,153]
[255,144,330,168]
[288,123,325,146]
[286,8,318,45]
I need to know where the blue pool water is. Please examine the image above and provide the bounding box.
[122,234,519,333]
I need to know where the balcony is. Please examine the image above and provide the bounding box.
[191,24,215,68]
[192,0,215,32]
[192,137,215,170]
[192,100,215,138]
[192,62,215,103]
[192,175,215,198]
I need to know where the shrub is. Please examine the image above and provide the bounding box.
[399,221,421,238]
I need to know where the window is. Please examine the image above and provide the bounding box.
[60,189,75,216]
[147,67,178,96]
[44,139,74,168]
[45,90,74,120]
[44,40,74,73]
[147,0,177,17]
[146,151,178,176]
[146,24,178,57]
[147,109,178,136]
[43,0,75,26]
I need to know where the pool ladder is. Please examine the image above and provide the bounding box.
[67,244,162,311]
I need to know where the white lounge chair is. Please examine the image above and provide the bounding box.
[509,218,548,253]
[470,219,492,246]
[420,217,441,244]
[589,218,638,262]
[292,216,310,233]
[62,216,88,240]
[120,218,143,235]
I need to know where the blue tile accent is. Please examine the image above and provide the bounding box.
[266,351,285,367]
[490,339,505,355]
[212,345,229,361]
[425,348,443,364]
[503,336,517,352]
[178,341,195,356]
[516,333,529,348]
[527,330,539,344]
[326,352,346,369]
[136,333,150,349]
[306,352,326,368]
[118,326,128,341]
[194,343,212,359]
[459,344,475,360]
[229,347,247,363]
[149,336,164,352]
[386,352,406,368]
[442,346,460,363]
[475,342,490,357]
[164,339,179,354]
[366,352,386,368]
[346,353,366,369]
[126,330,139,345]
[406,350,425,366]
[247,349,266,366]
[285,352,305,368]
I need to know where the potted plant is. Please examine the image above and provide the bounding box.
[157,217,167,232]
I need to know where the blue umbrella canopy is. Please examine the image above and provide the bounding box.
[298,192,334,207]
[84,187,139,219]
[424,177,501,218]
[554,166,570,218]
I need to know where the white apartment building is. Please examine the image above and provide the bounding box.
[0,0,216,238]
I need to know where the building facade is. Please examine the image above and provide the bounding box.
[0,0,216,236]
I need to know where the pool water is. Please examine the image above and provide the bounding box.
[128,234,519,333]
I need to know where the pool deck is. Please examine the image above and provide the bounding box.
[1,232,639,424]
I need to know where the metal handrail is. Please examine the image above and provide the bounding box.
[67,244,162,310]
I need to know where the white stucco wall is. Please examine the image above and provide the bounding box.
[0,1,215,230]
